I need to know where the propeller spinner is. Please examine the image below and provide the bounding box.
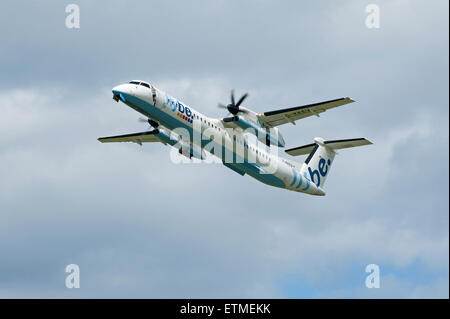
[218,89,249,115]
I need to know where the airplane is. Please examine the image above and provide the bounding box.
[98,80,372,196]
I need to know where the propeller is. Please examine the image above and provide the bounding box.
[218,89,249,115]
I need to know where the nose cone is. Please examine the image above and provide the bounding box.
[112,84,134,102]
[112,84,131,95]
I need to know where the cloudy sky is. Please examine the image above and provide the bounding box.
[0,0,448,298]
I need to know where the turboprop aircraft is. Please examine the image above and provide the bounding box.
[98,80,372,196]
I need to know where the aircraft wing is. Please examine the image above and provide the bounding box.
[98,130,160,145]
[257,97,355,128]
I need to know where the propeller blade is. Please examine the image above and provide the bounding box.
[235,93,248,108]
[138,117,159,128]
[218,89,250,116]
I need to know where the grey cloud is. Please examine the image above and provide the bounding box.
[0,0,448,298]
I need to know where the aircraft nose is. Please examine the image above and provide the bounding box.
[112,84,131,102]
[112,84,129,95]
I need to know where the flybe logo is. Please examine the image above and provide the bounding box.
[165,94,194,123]
[308,157,331,187]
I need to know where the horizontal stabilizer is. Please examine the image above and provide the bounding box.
[285,143,316,156]
[286,138,372,156]
[323,138,373,150]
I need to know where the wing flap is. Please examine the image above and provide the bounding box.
[258,97,355,127]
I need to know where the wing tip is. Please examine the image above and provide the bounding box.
[356,137,373,145]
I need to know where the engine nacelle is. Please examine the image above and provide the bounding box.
[178,142,206,160]
[224,116,286,147]
[151,126,206,160]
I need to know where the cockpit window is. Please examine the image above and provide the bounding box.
[129,81,140,85]
[140,82,150,88]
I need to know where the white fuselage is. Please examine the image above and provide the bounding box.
[112,81,325,195]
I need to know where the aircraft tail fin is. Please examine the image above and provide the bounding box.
[285,137,372,188]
